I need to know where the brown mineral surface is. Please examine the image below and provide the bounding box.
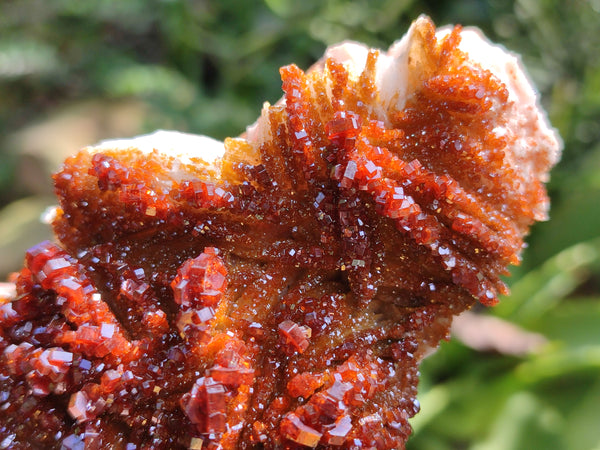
[0,16,560,449]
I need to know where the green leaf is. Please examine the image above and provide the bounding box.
[495,238,600,325]
[563,378,600,450]
[0,38,59,79]
[101,64,198,108]
[471,391,565,450]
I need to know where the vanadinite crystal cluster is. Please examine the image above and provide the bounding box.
[0,16,560,449]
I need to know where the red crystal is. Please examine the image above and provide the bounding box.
[278,320,312,354]
[324,414,352,446]
[287,372,325,399]
[280,413,323,448]
[326,111,362,149]
[171,247,228,308]
[205,379,227,434]
[181,377,227,434]
[209,365,255,387]
[175,179,236,210]
[68,390,92,423]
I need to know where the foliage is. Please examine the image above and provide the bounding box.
[0,1,598,449]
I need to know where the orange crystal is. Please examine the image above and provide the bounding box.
[0,16,559,449]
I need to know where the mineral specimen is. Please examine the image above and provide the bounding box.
[0,16,560,449]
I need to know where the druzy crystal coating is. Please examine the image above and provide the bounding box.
[0,17,559,449]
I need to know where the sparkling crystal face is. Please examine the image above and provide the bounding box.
[0,17,559,449]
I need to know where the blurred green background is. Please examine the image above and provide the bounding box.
[0,1,598,449]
